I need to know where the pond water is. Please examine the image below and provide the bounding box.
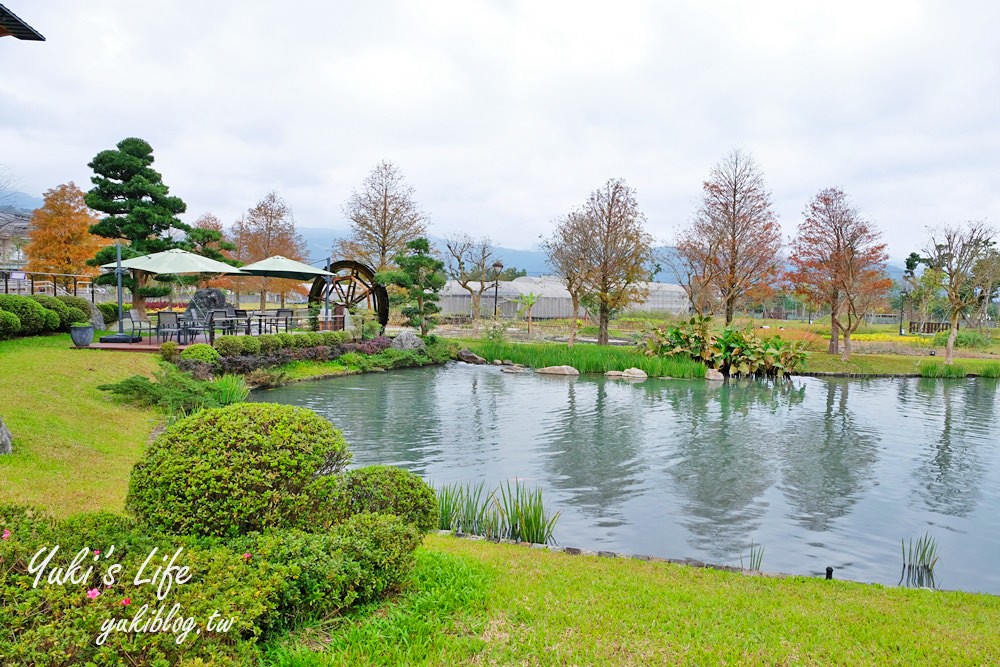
[253,363,1000,594]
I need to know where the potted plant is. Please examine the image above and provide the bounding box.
[70,321,94,347]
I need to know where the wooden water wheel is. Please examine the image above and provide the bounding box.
[308,260,389,331]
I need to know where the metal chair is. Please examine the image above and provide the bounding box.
[273,308,294,333]
[156,311,183,344]
[125,309,155,341]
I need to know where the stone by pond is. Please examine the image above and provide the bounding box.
[253,362,1000,594]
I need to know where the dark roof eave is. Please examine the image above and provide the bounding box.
[0,3,45,41]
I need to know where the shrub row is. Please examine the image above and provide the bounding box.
[0,294,100,338]
[213,331,354,357]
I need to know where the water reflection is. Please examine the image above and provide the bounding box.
[777,380,879,532]
[254,364,1000,593]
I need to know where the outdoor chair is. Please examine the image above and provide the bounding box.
[181,313,210,344]
[125,309,155,341]
[210,309,235,337]
[155,311,184,344]
[273,309,294,333]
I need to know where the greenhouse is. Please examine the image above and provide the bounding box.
[439,276,689,319]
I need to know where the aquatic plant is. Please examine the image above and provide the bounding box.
[740,541,765,572]
[437,479,560,545]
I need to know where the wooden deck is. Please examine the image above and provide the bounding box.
[71,336,209,353]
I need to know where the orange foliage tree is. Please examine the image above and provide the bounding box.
[232,192,308,309]
[786,187,891,360]
[675,150,783,324]
[24,182,109,284]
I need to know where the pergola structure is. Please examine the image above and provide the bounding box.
[0,3,44,41]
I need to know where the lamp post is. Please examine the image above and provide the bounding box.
[492,260,504,318]
[899,290,909,336]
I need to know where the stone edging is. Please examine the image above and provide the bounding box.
[435,530,799,580]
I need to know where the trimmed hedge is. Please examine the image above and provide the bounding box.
[29,294,72,329]
[0,310,19,339]
[0,294,52,335]
[97,302,120,325]
[311,465,438,534]
[126,403,351,537]
[179,342,221,365]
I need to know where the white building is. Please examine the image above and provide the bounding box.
[440,275,689,319]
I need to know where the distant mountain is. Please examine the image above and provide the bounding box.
[1,191,43,213]
[291,227,907,284]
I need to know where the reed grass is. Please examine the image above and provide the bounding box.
[467,341,706,378]
[740,541,764,571]
[211,373,251,404]
[437,479,561,545]
[918,362,970,378]
[900,532,940,589]
[979,362,1000,378]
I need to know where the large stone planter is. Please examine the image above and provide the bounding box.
[70,324,94,347]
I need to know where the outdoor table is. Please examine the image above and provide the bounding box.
[249,311,278,335]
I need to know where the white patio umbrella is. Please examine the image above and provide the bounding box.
[100,248,247,276]
[236,255,334,281]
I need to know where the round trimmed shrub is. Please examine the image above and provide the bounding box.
[330,512,421,601]
[180,342,221,365]
[97,302,120,325]
[65,306,87,327]
[159,341,180,363]
[0,310,20,339]
[41,309,60,331]
[127,403,351,537]
[213,335,243,357]
[275,333,297,349]
[312,465,438,534]
[29,295,72,329]
[0,295,49,335]
[240,336,262,355]
[257,334,280,353]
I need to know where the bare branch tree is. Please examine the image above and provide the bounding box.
[444,233,495,321]
[542,210,593,346]
[923,221,997,363]
[336,160,427,271]
[676,149,782,325]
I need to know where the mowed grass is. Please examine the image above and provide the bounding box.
[804,351,1000,376]
[266,534,1000,666]
[0,334,159,516]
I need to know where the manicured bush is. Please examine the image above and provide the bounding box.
[55,294,93,313]
[159,340,179,363]
[330,512,421,602]
[29,294,72,329]
[240,335,262,355]
[97,302,120,325]
[0,310,20,339]
[98,364,218,414]
[0,294,49,335]
[320,330,351,345]
[257,333,280,353]
[0,505,283,665]
[312,465,438,534]
[213,334,243,356]
[180,342,222,365]
[64,306,88,329]
[276,333,297,349]
[127,403,351,537]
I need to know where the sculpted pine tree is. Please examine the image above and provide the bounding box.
[378,238,446,335]
[676,150,782,325]
[235,192,308,309]
[85,137,188,315]
[24,182,108,280]
[336,160,427,271]
[184,213,238,288]
[786,188,892,360]
[922,221,996,363]
[444,233,496,321]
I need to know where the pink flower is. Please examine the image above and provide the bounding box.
[93,549,100,555]
[1,529,9,540]
[87,588,100,599]
[121,598,131,606]
[242,553,252,561]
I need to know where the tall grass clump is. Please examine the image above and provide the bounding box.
[740,541,765,572]
[918,362,969,378]
[468,341,706,378]
[900,532,940,589]
[978,362,1000,378]
[211,373,251,405]
[437,479,561,545]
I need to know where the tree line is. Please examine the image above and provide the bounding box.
[14,140,998,363]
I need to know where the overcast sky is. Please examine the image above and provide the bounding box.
[2,1,998,263]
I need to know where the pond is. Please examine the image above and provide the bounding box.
[252,363,1000,594]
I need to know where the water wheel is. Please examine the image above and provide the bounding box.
[308,260,389,331]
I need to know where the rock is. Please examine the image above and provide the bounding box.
[457,349,488,365]
[605,370,624,377]
[492,359,503,365]
[390,330,426,352]
[705,368,725,381]
[622,368,648,379]
[536,365,580,376]
[184,288,229,320]
[502,359,514,366]
[0,416,12,455]
[501,365,527,373]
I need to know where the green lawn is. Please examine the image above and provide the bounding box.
[0,334,159,515]
[266,535,1000,666]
